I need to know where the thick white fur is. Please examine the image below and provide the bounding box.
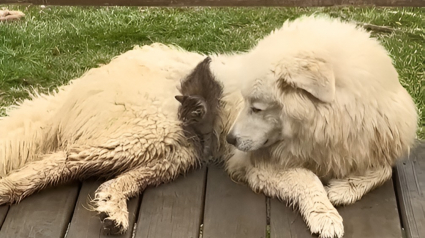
[0,43,213,234]
[0,43,342,237]
[0,43,198,174]
[227,14,417,218]
[0,15,418,238]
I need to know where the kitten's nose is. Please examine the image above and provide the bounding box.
[226,134,237,145]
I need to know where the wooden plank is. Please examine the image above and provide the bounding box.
[134,167,207,238]
[66,179,140,238]
[337,179,402,238]
[1,0,424,6]
[270,179,402,238]
[0,182,80,238]
[0,206,9,229]
[270,198,314,238]
[394,141,425,238]
[202,164,267,238]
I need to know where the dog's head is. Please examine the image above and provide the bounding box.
[226,52,335,152]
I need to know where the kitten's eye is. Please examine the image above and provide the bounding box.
[193,109,203,116]
[251,107,262,113]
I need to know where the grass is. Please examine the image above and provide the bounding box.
[0,5,424,139]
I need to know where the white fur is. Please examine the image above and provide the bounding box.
[0,15,418,238]
[227,15,418,232]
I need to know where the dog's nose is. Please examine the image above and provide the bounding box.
[226,134,237,145]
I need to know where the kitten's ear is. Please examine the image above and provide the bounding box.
[175,95,186,104]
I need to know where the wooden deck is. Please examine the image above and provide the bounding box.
[0,142,423,238]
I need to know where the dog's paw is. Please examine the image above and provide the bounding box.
[93,189,129,235]
[99,212,126,235]
[308,209,344,238]
[326,179,362,206]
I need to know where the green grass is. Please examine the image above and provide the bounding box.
[0,6,424,139]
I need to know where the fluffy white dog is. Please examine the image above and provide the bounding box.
[0,15,417,238]
[224,15,418,237]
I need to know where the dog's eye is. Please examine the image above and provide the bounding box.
[251,107,262,113]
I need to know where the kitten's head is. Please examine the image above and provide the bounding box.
[175,95,207,124]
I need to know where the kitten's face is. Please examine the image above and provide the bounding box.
[175,95,207,124]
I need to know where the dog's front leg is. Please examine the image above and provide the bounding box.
[224,151,343,237]
[247,166,344,238]
[92,162,186,235]
[235,161,343,238]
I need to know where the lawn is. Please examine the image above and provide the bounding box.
[0,5,424,139]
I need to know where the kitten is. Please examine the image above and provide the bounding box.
[175,57,223,159]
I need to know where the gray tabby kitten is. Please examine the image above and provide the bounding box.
[175,57,223,159]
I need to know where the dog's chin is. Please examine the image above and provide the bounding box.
[236,139,269,152]
[257,138,281,151]
[234,144,253,152]
[263,138,281,147]
[236,146,251,152]
[234,142,255,152]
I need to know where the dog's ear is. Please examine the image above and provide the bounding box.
[277,56,335,103]
[175,95,187,104]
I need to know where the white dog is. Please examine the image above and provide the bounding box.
[0,15,417,238]
[223,15,418,237]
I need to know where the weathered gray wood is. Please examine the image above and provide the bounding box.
[0,182,79,238]
[1,0,424,6]
[0,206,9,229]
[202,164,267,238]
[394,141,425,238]
[270,179,402,237]
[337,179,402,238]
[270,198,313,238]
[134,167,207,238]
[66,179,140,238]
